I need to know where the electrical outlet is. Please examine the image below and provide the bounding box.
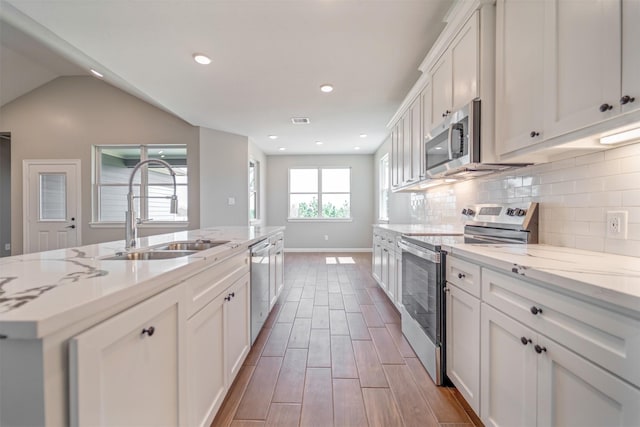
[606,211,628,239]
[4,243,9,251]
[228,197,235,206]
[324,235,329,241]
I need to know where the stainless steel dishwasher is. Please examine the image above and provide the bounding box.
[249,239,270,345]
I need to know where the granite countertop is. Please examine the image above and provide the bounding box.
[0,226,284,338]
[444,243,640,312]
[374,223,464,236]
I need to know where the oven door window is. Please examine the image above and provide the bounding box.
[401,250,441,344]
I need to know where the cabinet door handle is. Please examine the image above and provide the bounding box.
[224,295,231,302]
[530,306,543,315]
[530,131,540,138]
[230,292,235,298]
[520,337,532,346]
[457,273,466,279]
[599,103,613,112]
[65,224,76,229]
[443,287,450,293]
[620,95,636,105]
[534,344,547,354]
[141,326,155,337]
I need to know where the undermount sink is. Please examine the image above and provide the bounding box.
[101,250,198,261]
[152,240,230,251]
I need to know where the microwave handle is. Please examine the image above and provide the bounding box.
[447,123,455,160]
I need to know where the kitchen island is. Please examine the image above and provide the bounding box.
[0,226,284,427]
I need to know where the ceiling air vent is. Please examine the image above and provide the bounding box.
[291,117,310,124]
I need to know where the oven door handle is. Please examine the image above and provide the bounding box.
[398,240,441,264]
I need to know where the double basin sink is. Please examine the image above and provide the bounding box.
[102,240,230,260]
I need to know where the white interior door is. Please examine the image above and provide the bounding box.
[23,159,81,254]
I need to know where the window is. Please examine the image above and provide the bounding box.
[379,154,389,221]
[288,167,351,220]
[249,159,259,222]
[93,145,188,224]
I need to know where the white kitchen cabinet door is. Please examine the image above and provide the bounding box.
[537,335,640,427]
[495,0,545,155]
[421,83,432,143]
[446,284,481,414]
[187,289,225,427]
[430,52,453,132]
[372,237,382,283]
[410,95,422,182]
[275,246,284,298]
[544,0,621,139]
[380,246,389,292]
[622,0,640,114]
[396,122,405,187]
[387,247,397,302]
[269,246,277,310]
[481,304,536,427]
[451,11,479,111]
[69,285,186,427]
[224,272,251,385]
[395,250,403,309]
[402,113,412,185]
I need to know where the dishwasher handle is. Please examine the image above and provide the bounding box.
[250,239,270,253]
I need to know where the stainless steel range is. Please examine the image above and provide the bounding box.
[399,202,539,385]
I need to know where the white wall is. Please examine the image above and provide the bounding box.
[0,76,200,254]
[382,142,640,257]
[267,154,374,250]
[199,127,249,227]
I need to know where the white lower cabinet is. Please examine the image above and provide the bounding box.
[445,283,481,414]
[187,272,250,427]
[69,285,186,427]
[372,228,402,309]
[481,303,640,427]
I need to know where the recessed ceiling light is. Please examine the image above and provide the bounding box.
[268,135,278,140]
[90,69,103,78]
[193,53,212,65]
[354,146,361,150]
[291,117,311,124]
[315,141,323,145]
[278,147,286,151]
[320,84,334,93]
[359,134,367,138]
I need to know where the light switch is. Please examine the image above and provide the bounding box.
[228,197,236,206]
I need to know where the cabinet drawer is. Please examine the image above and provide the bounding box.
[185,252,249,317]
[446,256,481,298]
[482,268,640,388]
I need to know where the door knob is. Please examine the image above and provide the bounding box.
[66,224,76,229]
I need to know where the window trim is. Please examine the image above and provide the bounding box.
[379,154,390,221]
[249,159,260,224]
[92,144,189,226]
[287,166,352,221]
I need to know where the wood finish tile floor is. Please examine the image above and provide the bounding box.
[212,253,483,427]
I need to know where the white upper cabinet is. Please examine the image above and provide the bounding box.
[431,11,480,134]
[495,0,545,154]
[402,113,412,184]
[410,95,423,182]
[543,0,621,139]
[622,0,640,114]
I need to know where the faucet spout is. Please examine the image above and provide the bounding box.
[125,159,178,250]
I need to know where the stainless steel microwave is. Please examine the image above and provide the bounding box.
[424,99,481,179]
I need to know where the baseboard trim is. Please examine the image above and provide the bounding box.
[284,248,373,253]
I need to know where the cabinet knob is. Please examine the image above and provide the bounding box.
[530,306,543,315]
[141,326,155,337]
[534,344,547,354]
[599,103,613,112]
[530,131,540,138]
[620,95,636,105]
[230,292,235,298]
[520,337,532,346]
[224,295,231,302]
[443,287,450,293]
[457,273,465,279]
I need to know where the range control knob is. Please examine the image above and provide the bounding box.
[466,209,475,216]
[506,208,515,216]
[516,208,527,216]
[461,209,468,215]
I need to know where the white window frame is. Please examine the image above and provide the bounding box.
[379,154,390,222]
[90,144,189,228]
[249,159,260,224]
[288,167,352,222]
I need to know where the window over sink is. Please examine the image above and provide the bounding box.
[92,144,188,225]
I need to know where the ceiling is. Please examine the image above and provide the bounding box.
[0,0,452,155]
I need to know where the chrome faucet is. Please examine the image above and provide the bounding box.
[125,159,178,250]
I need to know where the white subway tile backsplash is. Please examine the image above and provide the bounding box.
[413,142,640,257]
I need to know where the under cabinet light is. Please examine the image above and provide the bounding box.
[600,127,640,145]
